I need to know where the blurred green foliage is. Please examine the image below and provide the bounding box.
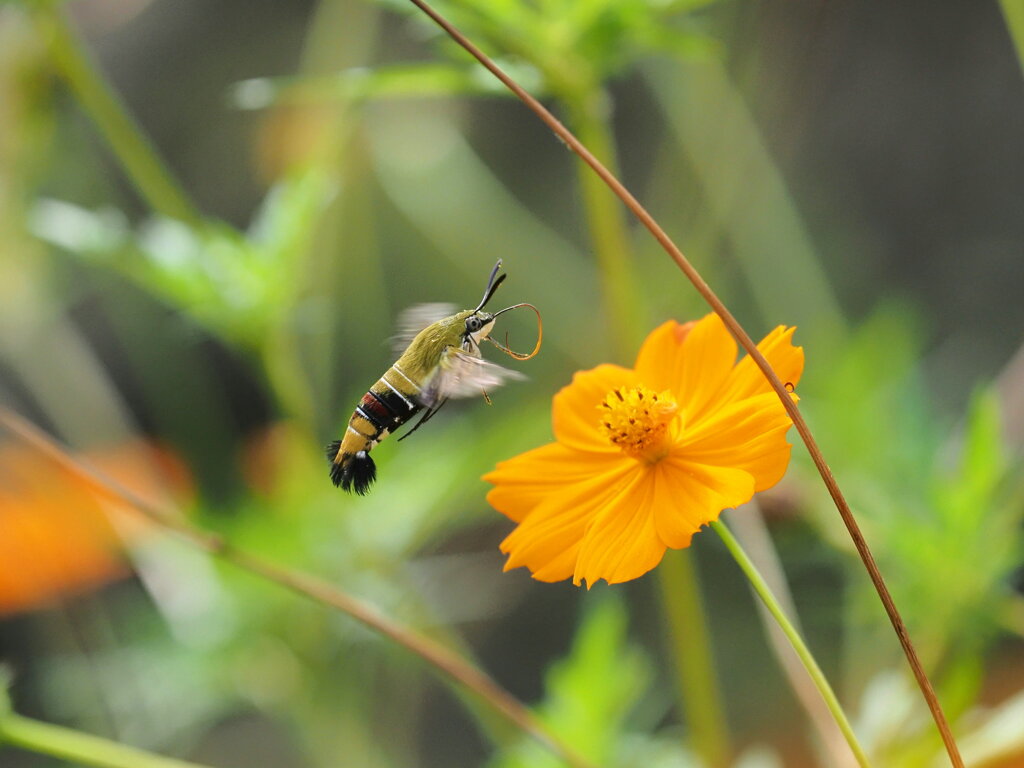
[489,598,653,768]
[803,307,1024,678]
[1,0,1022,767]
[377,0,721,97]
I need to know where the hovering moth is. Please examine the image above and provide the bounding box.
[326,260,540,494]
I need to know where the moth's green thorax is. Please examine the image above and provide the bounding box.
[396,309,495,385]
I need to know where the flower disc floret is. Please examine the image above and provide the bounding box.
[598,386,678,462]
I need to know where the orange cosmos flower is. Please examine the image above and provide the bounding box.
[484,312,804,588]
[0,439,192,615]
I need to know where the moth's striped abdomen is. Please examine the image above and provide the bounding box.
[327,364,424,494]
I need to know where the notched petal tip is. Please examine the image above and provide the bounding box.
[758,325,805,387]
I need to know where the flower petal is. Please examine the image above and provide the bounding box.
[654,460,756,548]
[572,469,666,587]
[677,392,794,492]
[484,441,622,523]
[715,325,804,409]
[635,315,737,420]
[683,392,790,442]
[552,364,637,454]
[499,460,640,583]
[633,320,693,390]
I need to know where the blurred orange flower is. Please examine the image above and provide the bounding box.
[484,313,804,587]
[0,439,192,615]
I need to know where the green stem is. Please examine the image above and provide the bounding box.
[999,0,1024,74]
[33,5,202,226]
[0,712,213,768]
[566,76,728,766]
[560,85,642,360]
[656,549,730,768]
[710,520,871,768]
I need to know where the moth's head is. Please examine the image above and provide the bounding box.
[461,259,506,343]
[464,311,495,340]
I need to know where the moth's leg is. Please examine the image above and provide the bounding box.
[397,398,449,441]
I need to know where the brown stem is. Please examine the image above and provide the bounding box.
[402,1,964,764]
[0,408,594,768]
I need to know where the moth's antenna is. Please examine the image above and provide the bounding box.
[475,259,506,312]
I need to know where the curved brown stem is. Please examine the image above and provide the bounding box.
[402,1,964,764]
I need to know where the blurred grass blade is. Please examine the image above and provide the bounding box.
[657,550,729,767]
[32,5,201,226]
[230,62,542,110]
[0,687,212,768]
[999,0,1024,74]
[647,57,847,352]
[711,520,871,768]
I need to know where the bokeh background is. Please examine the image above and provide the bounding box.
[1,0,1023,766]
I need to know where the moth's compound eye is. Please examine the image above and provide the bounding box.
[466,316,481,332]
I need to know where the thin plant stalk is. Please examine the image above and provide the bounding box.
[657,551,729,768]
[710,520,871,768]
[558,72,727,764]
[560,86,643,357]
[32,6,202,227]
[724,507,858,767]
[401,2,964,763]
[0,701,211,768]
[0,408,596,768]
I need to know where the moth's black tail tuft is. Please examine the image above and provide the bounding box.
[326,442,377,495]
[325,440,343,463]
[328,459,346,489]
[326,440,347,489]
[343,451,376,495]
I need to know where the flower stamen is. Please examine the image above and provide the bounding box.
[597,386,678,462]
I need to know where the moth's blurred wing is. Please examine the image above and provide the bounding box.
[391,303,457,356]
[420,348,525,406]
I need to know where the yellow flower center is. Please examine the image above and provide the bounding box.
[598,386,679,462]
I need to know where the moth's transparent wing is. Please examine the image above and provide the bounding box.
[420,347,525,406]
[391,302,457,356]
